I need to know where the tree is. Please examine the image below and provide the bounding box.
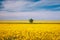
[29,18,33,23]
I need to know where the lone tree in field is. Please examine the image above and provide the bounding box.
[29,18,33,23]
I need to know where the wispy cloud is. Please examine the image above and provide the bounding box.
[0,0,60,20]
[0,10,60,20]
[1,0,60,11]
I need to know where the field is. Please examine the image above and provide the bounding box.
[0,20,60,40]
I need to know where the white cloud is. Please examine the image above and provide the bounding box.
[3,1,33,11]
[0,0,60,20]
[1,0,60,11]
[0,11,60,20]
[27,0,60,8]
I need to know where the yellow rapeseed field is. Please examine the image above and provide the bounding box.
[0,20,60,40]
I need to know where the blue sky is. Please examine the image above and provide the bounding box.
[0,0,60,20]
